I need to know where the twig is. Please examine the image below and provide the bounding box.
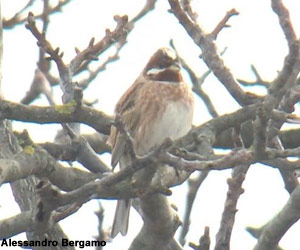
[94,202,110,250]
[168,0,258,106]
[40,133,110,160]
[189,227,210,250]
[26,12,70,87]
[73,0,157,78]
[170,40,219,118]
[70,15,128,76]
[238,65,269,87]
[181,0,198,22]
[78,45,122,89]
[211,9,239,39]
[2,0,36,29]
[179,171,209,246]
[21,68,55,105]
[3,0,72,29]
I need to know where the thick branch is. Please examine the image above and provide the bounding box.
[0,99,112,135]
[0,147,99,191]
[253,185,300,250]
[128,194,179,250]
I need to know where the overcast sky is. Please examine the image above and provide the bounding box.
[1,0,300,249]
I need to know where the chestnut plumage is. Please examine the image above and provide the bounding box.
[108,47,194,238]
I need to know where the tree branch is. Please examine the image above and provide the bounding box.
[168,0,259,106]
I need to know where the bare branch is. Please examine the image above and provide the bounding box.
[238,65,269,87]
[214,127,249,250]
[189,227,210,250]
[26,12,69,80]
[211,8,239,39]
[0,99,112,135]
[69,15,129,75]
[179,171,209,246]
[3,0,72,29]
[170,40,219,118]
[253,185,300,250]
[168,0,259,106]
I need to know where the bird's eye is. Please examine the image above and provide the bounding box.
[157,63,165,69]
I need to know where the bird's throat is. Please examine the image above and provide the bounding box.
[147,68,183,82]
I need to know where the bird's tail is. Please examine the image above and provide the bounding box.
[111,199,131,238]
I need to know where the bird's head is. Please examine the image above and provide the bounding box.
[143,48,182,82]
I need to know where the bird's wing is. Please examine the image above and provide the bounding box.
[108,78,145,167]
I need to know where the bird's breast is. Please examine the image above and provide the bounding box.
[135,100,193,155]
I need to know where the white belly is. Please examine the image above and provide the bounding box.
[138,101,193,155]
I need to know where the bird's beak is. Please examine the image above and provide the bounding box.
[169,62,181,72]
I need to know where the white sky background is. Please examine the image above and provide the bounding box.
[0,0,300,249]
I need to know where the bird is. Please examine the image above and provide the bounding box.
[108,47,194,238]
